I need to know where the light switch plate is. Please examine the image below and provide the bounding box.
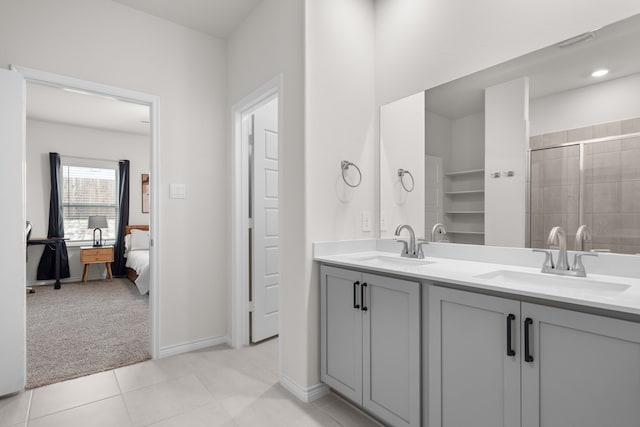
[361,211,371,232]
[169,183,186,199]
[380,212,387,232]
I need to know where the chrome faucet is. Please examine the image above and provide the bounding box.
[533,225,597,277]
[574,224,591,251]
[547,226,569,271]
[431,223,447,242]
[394,224,426,259]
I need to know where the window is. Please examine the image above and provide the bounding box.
[61,159,118,243]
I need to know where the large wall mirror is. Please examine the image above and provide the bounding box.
[380,13,640,255]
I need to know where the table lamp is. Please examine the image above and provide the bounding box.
[88,215,108,247]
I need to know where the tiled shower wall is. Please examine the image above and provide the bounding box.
[530,118,640,255]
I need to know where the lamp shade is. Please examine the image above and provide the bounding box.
[88,215,108,229]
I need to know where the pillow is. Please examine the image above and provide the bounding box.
[124,234,131,257]
[130,228,150,251]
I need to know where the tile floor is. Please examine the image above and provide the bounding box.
[0,338,382,427]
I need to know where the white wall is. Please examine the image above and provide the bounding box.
[305,0,376,388]
[227,0,308,385]
[530,73,640,136]
[25,119,150,284]
[485,78,529,247]
[450,113,485,172]
[375,0,640,105]
[228,0,375,390]
[0,0,228,350]
[380,92,425,238]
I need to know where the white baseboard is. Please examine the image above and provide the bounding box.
[159,335,228,359]
[280,374,329,403]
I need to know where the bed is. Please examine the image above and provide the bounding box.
[124,225,150,295]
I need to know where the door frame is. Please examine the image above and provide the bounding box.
[11,65,161,359]
[230,75,282,349]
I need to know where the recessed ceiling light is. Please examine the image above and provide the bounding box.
[591,69,609,77]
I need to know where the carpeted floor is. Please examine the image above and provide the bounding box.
[26,278,150,389]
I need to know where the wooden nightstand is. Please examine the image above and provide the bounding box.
[80,246,114,283]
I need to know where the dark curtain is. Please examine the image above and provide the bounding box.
[37,152,71,280]
[112,160,130,276]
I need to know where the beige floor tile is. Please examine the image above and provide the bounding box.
[0,390,30,427]
[29,371,120,420]
[115,352,198,394]
[122,374,213,426]
[312,392,340,409]
[28,396,132,427]
[319,398,383,427]
[115,360,171,394]
[231,385,325,427]
[147,400,234,427]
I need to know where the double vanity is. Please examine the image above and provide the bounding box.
[315,239,640,427]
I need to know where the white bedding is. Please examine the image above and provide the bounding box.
[126,250,150,295]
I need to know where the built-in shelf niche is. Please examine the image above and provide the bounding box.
[444,168,485,245]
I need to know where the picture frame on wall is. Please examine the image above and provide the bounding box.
[142,173,150,213]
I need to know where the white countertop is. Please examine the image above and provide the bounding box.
[314,242,640,317]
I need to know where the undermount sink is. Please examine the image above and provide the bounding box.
[346,253,433,267]
[474,269,631,297]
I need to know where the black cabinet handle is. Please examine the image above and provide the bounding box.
[506,314,516,356]
[353,281,360,309]
[361,282,368,311]
[524,317,534,363]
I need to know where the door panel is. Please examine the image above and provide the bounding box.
[429,286,520,427]
[522,303,640,427]
[363,273,420,427]
[251,97,279,342]
[0,68,26,396]
[320,266,363,404]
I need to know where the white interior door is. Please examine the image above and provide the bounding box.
[0,68,26,396]
[251,97,279,342]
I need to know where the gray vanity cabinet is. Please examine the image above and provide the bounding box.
[429,285,640,427]
[428,286,521,427]
[521,302,640,427]
[320,265,421,427]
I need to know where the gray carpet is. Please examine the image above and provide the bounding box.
[27,278,150,389]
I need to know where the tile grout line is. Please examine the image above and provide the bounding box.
[24,390,33,427]
[112,370,136,427]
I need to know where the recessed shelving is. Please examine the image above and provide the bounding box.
[445,190,485,196]
[445,211,485,214]
[444,169,485,177]
[443,167,485,245]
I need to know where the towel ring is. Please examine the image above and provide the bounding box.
[341,160,362,188]
[398,168,415,192]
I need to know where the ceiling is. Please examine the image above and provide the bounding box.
[112,0,262,38]
[425,13,640,119]
[26,1,263,136]
[27,83,150,136]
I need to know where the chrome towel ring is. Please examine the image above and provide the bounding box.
[398,168,415,192]
[341,160,362,188]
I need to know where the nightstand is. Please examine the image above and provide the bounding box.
[80,246,114,283]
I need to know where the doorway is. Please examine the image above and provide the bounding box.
[245,97,279,343]
[231,76,282,349]
[6,65,160,392]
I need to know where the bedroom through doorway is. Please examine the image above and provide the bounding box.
[24,78,153,389]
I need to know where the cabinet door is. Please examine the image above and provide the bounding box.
[429,286,521,427]
[522,303,640,427]
[320,266,363,403]
[362,273,421,427]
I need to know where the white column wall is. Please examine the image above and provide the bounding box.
[0,0,228,350]
[485,78,529,247]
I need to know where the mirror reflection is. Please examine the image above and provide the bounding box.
[380,13,640,255]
